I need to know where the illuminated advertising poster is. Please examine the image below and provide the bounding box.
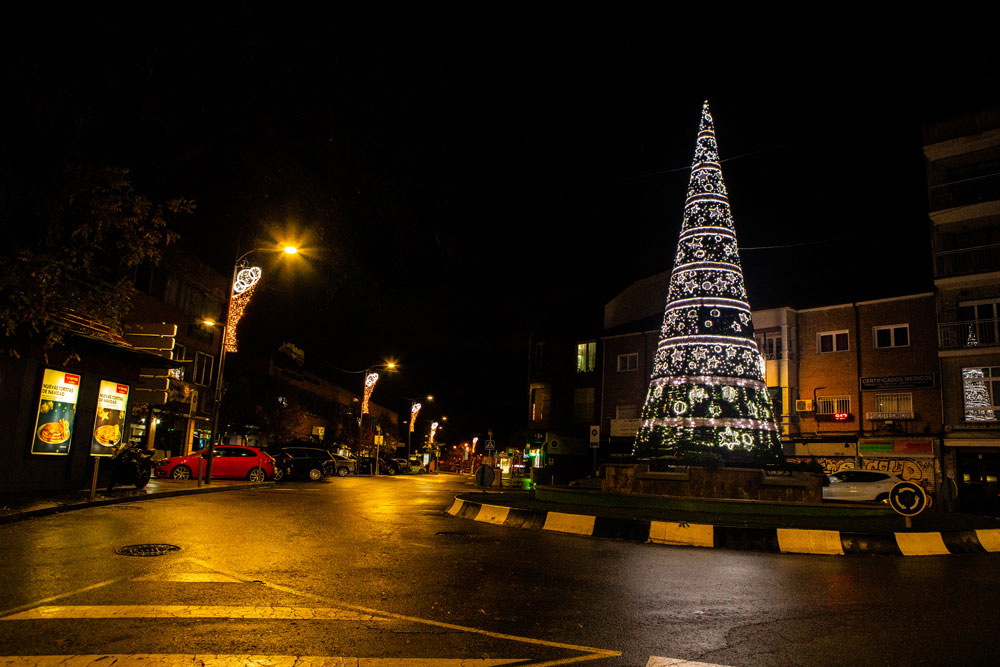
[31,369,81,455]
[91,380,130,457]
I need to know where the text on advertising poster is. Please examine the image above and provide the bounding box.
[31,369,81,455]
[91,380,130,457]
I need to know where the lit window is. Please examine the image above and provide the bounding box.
[817,330,849,353]
[617,353,639,372]
[963,367,1000,422]
[816,395,851,415]
[874,324,909,349]
[576,341,597,373]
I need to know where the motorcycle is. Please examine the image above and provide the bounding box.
[106,440,155,491]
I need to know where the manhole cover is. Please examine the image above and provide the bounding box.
[114,544,181,557]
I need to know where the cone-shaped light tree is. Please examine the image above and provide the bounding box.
[633,101,782,463]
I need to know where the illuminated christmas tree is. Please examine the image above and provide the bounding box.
[634,101,781,462]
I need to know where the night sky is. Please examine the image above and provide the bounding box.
[4,10,999,442]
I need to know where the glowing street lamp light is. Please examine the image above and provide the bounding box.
[205,243,298,484]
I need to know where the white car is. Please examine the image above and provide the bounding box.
[822,470,904,502]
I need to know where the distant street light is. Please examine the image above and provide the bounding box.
[205,243,299,484]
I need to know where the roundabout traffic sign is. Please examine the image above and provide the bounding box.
[888,481,928,517]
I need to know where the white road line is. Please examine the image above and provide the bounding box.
[0,657,525,666]
[1,605,389,621]
[646,657,735,667]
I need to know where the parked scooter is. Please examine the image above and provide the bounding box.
[106,440,154,491]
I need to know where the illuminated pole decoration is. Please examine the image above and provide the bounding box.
[634,101,781,462]
[224,266,262,353]
[410,402,422,433]
[429,421,439,444]
[361,372,380,415]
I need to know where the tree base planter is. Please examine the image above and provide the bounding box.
[602,463,823,504]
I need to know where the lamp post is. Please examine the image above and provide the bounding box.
[204,244,298,484]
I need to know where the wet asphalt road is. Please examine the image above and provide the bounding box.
[0,473,999,666]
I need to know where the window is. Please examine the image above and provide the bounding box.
[573,388,595,422]
[529,384,551,422]
[817,330,849,353]
[874,324,909,349]
[764,333,783,360]
[873,392,913,413]
[532,342,545,372]
[576,341,597,373]
[617,353,639,372]
[192,351,214,386]
[963,366,1000,422]
[958,299,1000,346]
[816,395,851,415]
[616,405,639,419]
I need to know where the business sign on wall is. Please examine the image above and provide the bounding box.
[91,380,130,457]
[31,369,81,455]
[859,437,934,455]
[860,374,935,391]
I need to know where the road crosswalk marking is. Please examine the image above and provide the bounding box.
[0,556,621,666]
[3,605,389,621]
[646,658,735,667]
[0,657,524,666]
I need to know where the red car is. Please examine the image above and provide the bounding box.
[154,445,276,482]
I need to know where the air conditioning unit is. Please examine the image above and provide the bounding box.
[795,399,814,412]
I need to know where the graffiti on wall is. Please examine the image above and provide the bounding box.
[787,456,936,492]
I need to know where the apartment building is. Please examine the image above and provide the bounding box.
[926,108,1000,513]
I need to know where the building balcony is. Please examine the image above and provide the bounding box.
[929,172,1000,212]
[935,244,1000,278]
[939,319,1000,349]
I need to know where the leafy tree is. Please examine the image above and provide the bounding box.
[0,163,190,354]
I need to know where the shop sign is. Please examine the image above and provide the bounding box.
[91,380,130,457]
[31,369,81,455]
[859,437,933,455]
[610,418,642,437]
[860,374,935,391]
[866,412,915,421]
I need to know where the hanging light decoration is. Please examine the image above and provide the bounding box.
[361,372,379,415]
[410,402,422,432]
[224,266,262,353]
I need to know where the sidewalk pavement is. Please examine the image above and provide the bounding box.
[0,478,272,524]
[450,489,1000,557]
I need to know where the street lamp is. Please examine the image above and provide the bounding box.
[204,243,298,484]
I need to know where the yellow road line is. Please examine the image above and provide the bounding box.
[542,512,596,536]
[648,521,714,548]
[776,529,844,555]
[895,532,950,556]
[0,657,525,666]
[2,605,388,621]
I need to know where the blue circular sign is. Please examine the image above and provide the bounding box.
[889,482,928,517]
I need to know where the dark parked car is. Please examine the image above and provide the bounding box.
[270,446,337,481]
[355,456,400,475]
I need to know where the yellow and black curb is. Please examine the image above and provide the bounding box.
[447,497,1000,556]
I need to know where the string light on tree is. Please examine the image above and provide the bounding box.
[633,101,782,462]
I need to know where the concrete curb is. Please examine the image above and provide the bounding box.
[446,497,1000,556]
[0,482,275,525]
